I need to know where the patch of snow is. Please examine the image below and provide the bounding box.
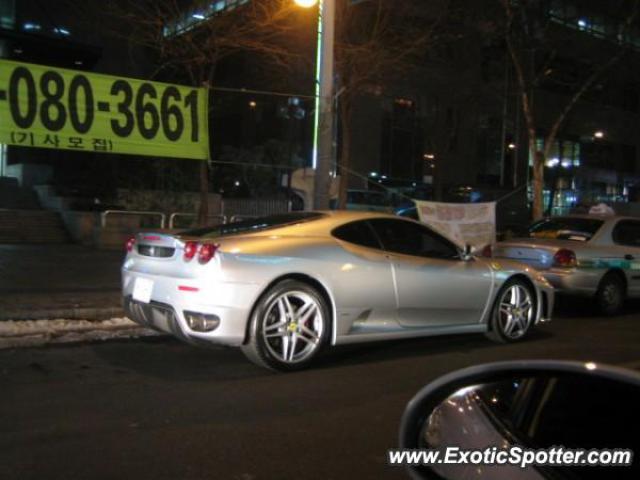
[0,317,164,349]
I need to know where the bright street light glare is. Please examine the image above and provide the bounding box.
[294,0,318,7]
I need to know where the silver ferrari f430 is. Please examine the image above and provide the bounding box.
[122,211,553,370]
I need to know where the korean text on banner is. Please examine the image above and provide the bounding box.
[0,59,209,160]
[415,200,496,249]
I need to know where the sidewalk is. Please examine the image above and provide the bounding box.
[0,244,164,348]
[0,244,124,321]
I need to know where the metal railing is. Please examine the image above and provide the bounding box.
[229,214,257,223]
[100,198,292,230]
[101,210,166,228]
[221,198,291,219]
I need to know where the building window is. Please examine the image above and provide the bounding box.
[621,145,637,174]
[22,22,41,31]
[582,141,614,170]
[548,0,640,51]
[163,0,251,37]
[0,0,15,29]
[529,137,580,168]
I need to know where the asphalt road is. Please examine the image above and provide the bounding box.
[2,306,640,480]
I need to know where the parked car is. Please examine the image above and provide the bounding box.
[494,214,640,315]
[122,211,553,371]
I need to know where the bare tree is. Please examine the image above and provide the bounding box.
[89,0,307,224]
[333,0,444,208]
[500,0,639,219]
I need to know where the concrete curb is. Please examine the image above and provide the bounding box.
[0,307,124,322]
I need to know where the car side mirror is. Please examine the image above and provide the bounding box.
[460,244,473,261]
[398,361,640,479]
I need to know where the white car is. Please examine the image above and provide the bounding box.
[122,211,554,371]
[495,215,640,315]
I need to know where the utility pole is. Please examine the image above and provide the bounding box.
[499,50,510,187]
[312,0,335,210]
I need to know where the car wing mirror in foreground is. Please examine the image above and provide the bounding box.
[460,244,474,261]
[398,360,640,480]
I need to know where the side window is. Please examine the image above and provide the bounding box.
[332,221,381,249]
[369,219,459,259]
[613,220,640,247]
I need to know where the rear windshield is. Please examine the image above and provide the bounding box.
[528,217,604,241]
[180,212,325,238]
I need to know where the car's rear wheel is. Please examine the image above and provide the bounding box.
[595,272,625,316]
[486,278,536,343]
[241,280,330,371]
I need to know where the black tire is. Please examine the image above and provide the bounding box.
[241,279,330,372]
[485,277,536,343]
[595,272,626,316]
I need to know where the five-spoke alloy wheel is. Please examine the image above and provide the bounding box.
[242,280,330,371]
[486,278,536,343]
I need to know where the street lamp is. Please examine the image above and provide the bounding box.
[294,0,335,210]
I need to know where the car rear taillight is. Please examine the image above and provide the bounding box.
[198,243,218,264]
[183,241,199,261]
[183,241,218,264]
[125,236,136,252]
[553,248,577,268]
[481,244,493,257]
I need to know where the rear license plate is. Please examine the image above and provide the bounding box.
[133,277,154,304]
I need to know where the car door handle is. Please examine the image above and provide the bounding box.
[625,254,635,260]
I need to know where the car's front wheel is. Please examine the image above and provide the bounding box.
[241,280,330,371]
[486,278,536,343]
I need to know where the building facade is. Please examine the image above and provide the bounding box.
[345,0,640,213]
[1,0,639,216]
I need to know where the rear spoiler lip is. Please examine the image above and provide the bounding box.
[135,232,180,247]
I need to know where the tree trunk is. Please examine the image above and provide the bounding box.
[503,0,638,220]
[434,167,443,201]
[197,162,209,226]
[546,169,557,217]
[337,97,353,210]
[519,88,543,220]
[529,128,545,220]
[543,134,562,217]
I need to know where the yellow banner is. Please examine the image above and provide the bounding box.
[0,59,209,160]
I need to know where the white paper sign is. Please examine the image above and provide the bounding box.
[414,200,496,249]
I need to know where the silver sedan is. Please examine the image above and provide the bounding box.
[495,214,640,315]
[122,211,553,371]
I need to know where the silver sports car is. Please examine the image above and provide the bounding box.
[494,214,640,315]
[122,211,553,370]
